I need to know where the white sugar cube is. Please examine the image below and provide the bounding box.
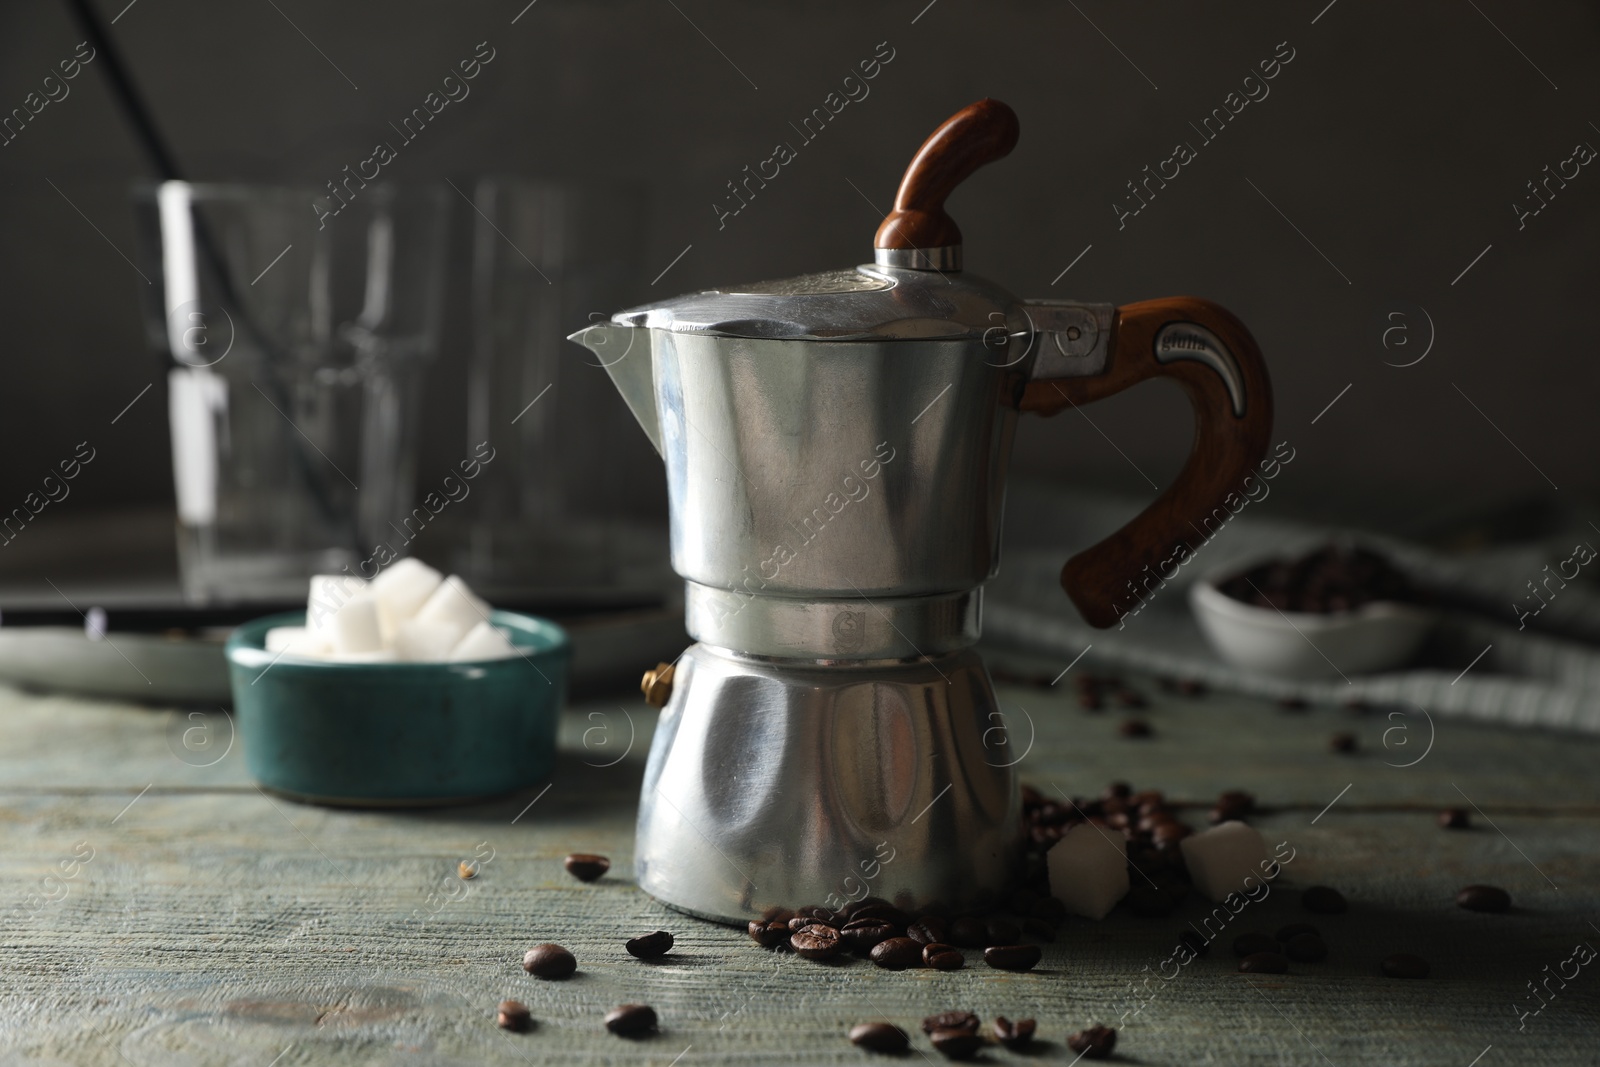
[264,626,331,658]
[395,618,469,662]
[1046,822,1130,920]
[1179,820,1270,902]
[368,557,444,632]
[414,575,491,634]
[306,573,366,633]
[449,620,520,662]
[327,595,384,654]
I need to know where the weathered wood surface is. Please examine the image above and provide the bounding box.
[1,650,1597,1064]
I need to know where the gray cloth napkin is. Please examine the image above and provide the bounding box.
[985,487,1600,734]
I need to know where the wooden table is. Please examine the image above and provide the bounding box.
[4,648,1597,1064]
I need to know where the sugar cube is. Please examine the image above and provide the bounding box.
[1046,822,1130,920]
[264,626,331,657]
[449,620,520,662]
[368,557,444,634]
[415,575,491,634]
[1179,820,1271,902]
[327,595,384,654]
[306,573,366,634]
[395,618,470,662]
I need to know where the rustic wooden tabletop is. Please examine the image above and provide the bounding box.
[3,647,1597,1065]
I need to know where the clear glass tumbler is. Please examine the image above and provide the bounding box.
[133,182,448,603]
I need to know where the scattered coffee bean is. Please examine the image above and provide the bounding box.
[791,923,843,960]
[993,1016,1036,1050]
[1119,718,1153,738]
[1177,930,1209,957]
[947,916,988,948]
[983,944,1043,972]
[1381,953,1430,979]
[930,1029,983,1060]
[1127,886,1175,917]
[1302,885,1348,914]
[870,937,925,971]
[841,918,897,952]
[458,860,479,880]
[1022,917,1058,942]
[906,918,947,945]
[1284,934,1328,963]
[1238,951,1289,974]
[1232,932,1278,957]
[1067,1024,1118,1059]
[523,943,576,979]
[923,1012,979,1035]
[497,999,532,1032]
[563,853,609,882]
[1329,732,1358,754]
[923,943,966,971]
[625,931,674,959]
[1456,885,1511,913]
[604,1003,658,1037]
[1438,807,1470,830]
[983,917,1020,946]
[849,1021,909,1054]
[748,919,789,948]
[1275,923,1319,943]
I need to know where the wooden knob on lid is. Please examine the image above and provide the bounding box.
[873,98,1020,271]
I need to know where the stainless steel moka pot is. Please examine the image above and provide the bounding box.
[570,99,1272,924]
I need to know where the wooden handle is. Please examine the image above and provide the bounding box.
[874,98,1020,252]
[1020,297,1274,629]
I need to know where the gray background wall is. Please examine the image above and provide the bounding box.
[1,0,1597,573]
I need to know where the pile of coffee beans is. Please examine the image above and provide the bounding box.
[849,1012,1051,1060]
[745,900,1047,973]
[1217,544,1424,614]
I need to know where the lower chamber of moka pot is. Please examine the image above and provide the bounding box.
[634,644,1023,925]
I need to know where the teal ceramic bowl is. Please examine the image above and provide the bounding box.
[226,611,568,806]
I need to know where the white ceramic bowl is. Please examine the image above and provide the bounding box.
[1189,566,1435,680]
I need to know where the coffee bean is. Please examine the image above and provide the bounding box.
[1302,885,1348,914]
[993,1016,1036,1050]
[984,917,1020,946]
[1438,808,1470,830]
[930,1030,984,1060]
[1067,1024,1118,1059]
[1381,953,1430,979]
[1232,932,1278,957]
[983,944,1043,972]
[946,916,987,948]
[1456,885,1511,913]
[1329,732,1358,754]
[787,915,817,932]
[923,943,966,971]
[1238,951,1289,974]
[1284,934,1328,962]
[849,1021,908,1054]
[563,853,610,882]
[1152,822,1191,848]
[748,919,789,948]
[1274,922,1318,942]
[522,943,576,979]
[1176,930,1209,957]
[869,936,923,970]
[1119,718,1153,738]
[840,917,897,952]
[625,931,674,959]
[790,923,843,960]
[906,918,947,945]
[497,999,532,1032]
[1127,886,1175,917]
[922,1011,979,1035]
[604,1003,658,1037]
[1131,789,1165,808]
[1022,917,1058,942]
[1104,781,1133,800]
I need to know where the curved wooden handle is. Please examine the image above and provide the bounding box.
[1020,297,1274,629]
[873,98,1020,252]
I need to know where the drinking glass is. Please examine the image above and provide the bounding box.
[133,181,448,603]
